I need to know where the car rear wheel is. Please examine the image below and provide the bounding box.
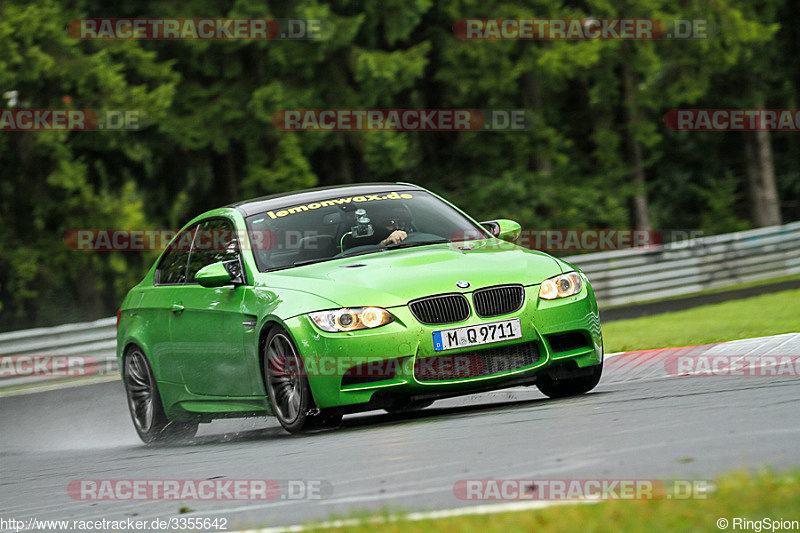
[263,327,342,434]
[123,347,198,445]
[536,363,603,399]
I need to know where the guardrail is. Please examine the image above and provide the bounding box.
[567,221,800,307]
[0,317,117,390]
[2,221,799,390]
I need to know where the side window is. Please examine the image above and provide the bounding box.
[155,226,197,285]
[186,218,243,284]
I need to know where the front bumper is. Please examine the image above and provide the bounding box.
[286,281,603,410]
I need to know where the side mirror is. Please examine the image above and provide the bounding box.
[195,262,233,288]
[480,219,522,243]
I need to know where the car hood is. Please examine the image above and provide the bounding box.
[256,240,564,309]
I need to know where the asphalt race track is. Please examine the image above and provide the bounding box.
[2,334,799,531]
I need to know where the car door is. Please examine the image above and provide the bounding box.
[169,217,260,397]
[140,224,198,384]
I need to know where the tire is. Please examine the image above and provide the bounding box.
[122,346,198,445]
[263,327,342,434]
[536,363,603,399]
[384,399,435,414]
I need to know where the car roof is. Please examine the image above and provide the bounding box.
[227,182,424,217]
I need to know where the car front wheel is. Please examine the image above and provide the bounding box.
[263,327,342,434]
[122,346,198,445]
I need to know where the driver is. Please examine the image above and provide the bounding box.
[375,207,410,246]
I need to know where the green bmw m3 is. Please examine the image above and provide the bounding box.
[117,183,603,442]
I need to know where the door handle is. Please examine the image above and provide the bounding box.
[171,303,185,314]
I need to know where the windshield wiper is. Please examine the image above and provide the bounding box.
[292,257,334,267]
[294,248,385,267]
[338,248,389,258]
[384,239,449,250]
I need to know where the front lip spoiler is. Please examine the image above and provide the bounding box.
[336,373,539,414]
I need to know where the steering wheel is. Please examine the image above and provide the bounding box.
[393,231,442,244]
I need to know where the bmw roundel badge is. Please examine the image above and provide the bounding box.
[456,280,471,289]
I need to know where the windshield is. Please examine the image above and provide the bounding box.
[245,190,490,271]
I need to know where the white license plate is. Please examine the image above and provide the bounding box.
[432,318,522,352]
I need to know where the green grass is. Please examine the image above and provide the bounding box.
[603,288,800,353]
[297,470,800,533]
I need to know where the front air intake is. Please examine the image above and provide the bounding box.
[414,341,541,381]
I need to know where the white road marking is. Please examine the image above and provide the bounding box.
[231,499,593,533]
[0,373,120,397]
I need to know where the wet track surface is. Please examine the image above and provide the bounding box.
[2,334,799,530]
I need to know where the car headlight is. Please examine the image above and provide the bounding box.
[539,272,583,300]
[308,307,394,332]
